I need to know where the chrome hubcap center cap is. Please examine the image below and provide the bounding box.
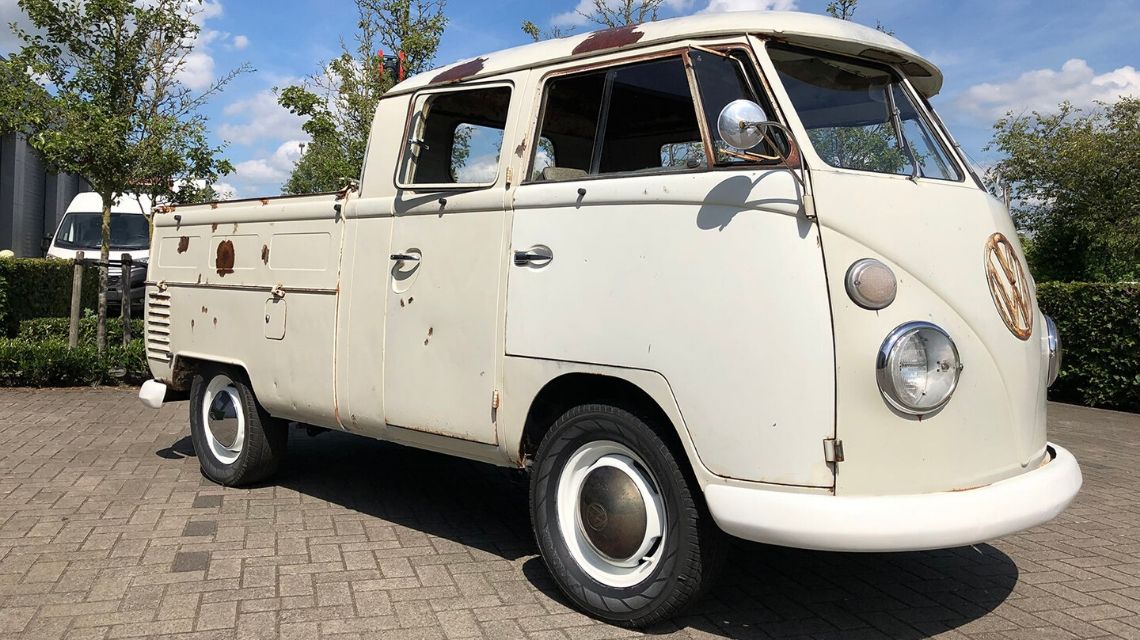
[578,465,648,562]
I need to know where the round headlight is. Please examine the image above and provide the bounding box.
[1044,314,1061,387]
[876,322,963,415]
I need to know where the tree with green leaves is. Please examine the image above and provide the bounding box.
[279,0,447,194]
[826,0,892,34]
[0,0,245,353]
[522,0,665,42]
[988,98,1140,283]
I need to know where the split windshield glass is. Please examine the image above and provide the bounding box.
[53,212,150,251]
[768,46,961,181]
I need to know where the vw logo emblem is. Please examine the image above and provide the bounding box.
[984,233,1033,340]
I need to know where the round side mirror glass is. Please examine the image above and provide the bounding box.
[717,99,770,151]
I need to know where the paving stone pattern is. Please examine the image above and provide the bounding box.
[1,388,1138,639]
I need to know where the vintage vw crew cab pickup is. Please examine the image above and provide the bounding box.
[139,11,1082,626]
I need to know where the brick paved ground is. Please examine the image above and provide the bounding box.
[1,389,1138,640]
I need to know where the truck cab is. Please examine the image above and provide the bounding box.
[139,11,1081,628]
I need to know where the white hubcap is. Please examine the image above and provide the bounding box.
[202,375,245,464]
[556,440,665,588]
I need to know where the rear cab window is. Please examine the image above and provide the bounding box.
[399,85,512,188]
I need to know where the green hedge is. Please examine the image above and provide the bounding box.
[0,258,99,337]
[0,338,148,387]
[1037,282,1140,412]
[18,316,144,344]
[0,273,8,334]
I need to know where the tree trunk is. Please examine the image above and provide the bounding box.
[96,193,111,355]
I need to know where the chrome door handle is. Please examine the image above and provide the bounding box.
[390,253,420,262]
[513,246,553,266]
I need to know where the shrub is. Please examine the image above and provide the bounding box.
[0,338,148,387]
[0,273,8,333]
[1037,282,1140,412]
[0,258,99,336]
[18,316,144,344]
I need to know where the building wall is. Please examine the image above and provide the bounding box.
[0,132,89,257]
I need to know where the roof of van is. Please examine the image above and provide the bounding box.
[393,11,943,97]
[64,192,150,216]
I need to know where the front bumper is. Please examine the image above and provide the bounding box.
[705,443,1081,552]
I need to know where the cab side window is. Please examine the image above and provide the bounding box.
[530,57,703,181]
[688,49,788,165]
[400,86,511,186]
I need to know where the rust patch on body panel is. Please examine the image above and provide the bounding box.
[177,236,190,254]
[259,198,269,206]
[431,57,486,84]
[261,244,270,264]
[211,223,218,232]
[215,240,235,277]
[515,140,528,158]
[210,202,219,210]
[572,25,643,55]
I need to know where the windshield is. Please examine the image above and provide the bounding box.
[53,212,150,251]
[768,46,962,181]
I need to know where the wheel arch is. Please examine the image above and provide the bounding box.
[520,373,681,462]
[170,352,252,391]
[507,363,714,491]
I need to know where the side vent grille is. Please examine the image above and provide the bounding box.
[146,289,172,362]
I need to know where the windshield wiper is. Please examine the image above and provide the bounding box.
[885,86,921,183]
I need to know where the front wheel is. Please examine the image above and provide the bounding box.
[189,367,287,486]
[529,404,724,627]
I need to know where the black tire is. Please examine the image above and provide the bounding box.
[189,366,287,486]
[529,404,725,628]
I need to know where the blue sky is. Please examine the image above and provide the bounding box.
[2,0,1138,197]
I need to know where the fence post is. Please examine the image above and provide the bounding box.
[69,251,84,349]
[120,253,133,346]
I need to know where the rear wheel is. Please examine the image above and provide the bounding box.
[530,404,724,627]
[189,367,287,486]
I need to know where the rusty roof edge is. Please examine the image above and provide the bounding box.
[388,11,943,98]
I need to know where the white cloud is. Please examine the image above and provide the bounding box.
[231,34,249,50]
[171,1,227,91]
[178,49,217,91]
[219,89,306,145]
[455,153,499,183]
[230,140,307,194]
[211,181,238,200]
[701,0,797,12]
[957,59,1140,120]
[552,0,695,28]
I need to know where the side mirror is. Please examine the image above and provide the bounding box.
[717,99,775,151]
[41,234,53,254]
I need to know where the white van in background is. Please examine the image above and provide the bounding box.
[46,192,151,309]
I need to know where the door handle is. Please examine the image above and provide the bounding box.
[514,245,553,266]
[390,253,420,262]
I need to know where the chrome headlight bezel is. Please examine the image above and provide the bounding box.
[1044,314,1061,387]
[876,322,963,416]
